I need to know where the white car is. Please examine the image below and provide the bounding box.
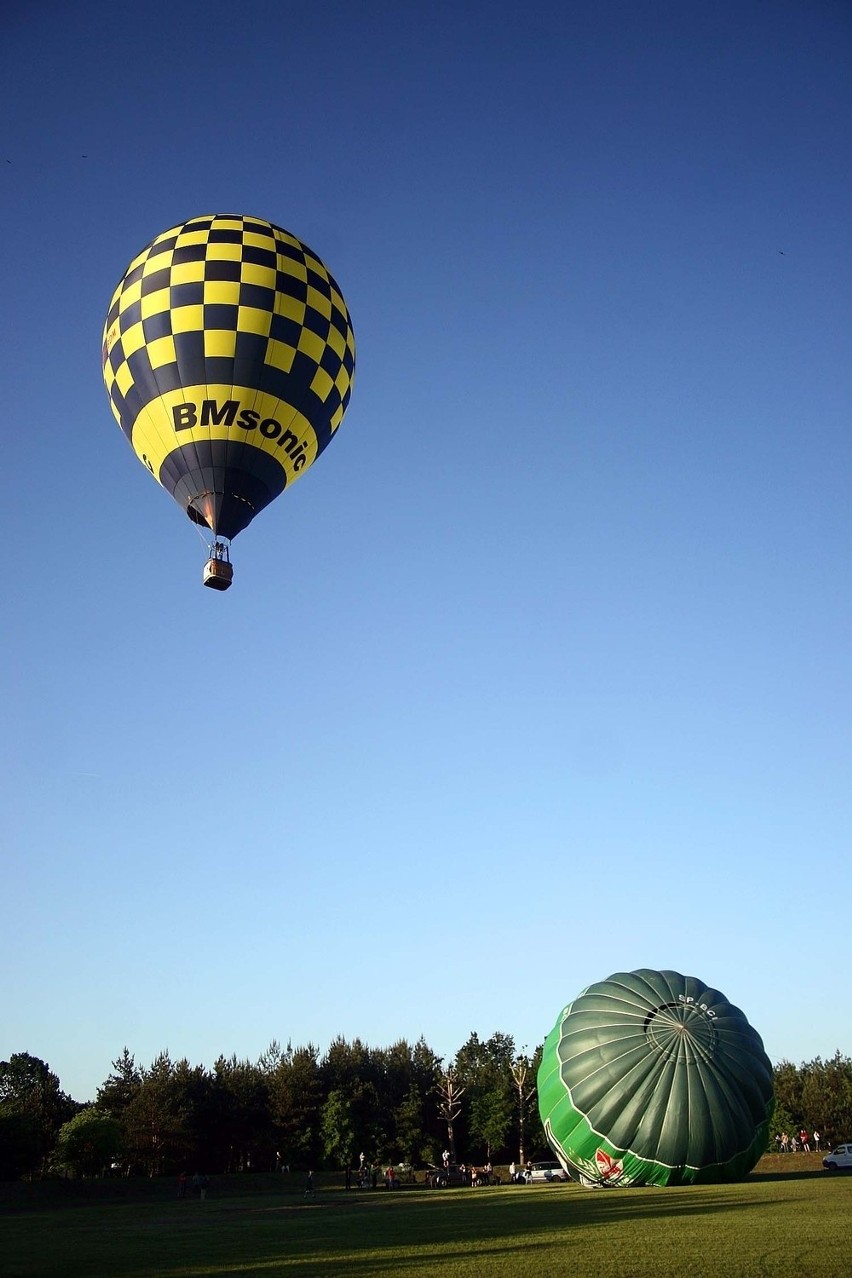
[822,1143,852,1173]
[528,1160,569,1182]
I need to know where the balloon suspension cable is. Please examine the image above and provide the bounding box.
[201,533,234,591]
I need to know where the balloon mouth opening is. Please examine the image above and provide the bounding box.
[185,490,256,540]
[187,504,212,530]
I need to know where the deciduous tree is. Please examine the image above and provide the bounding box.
[320,1089,355,1168]
[0,1053,76,1176]
[52,1109,124,1178]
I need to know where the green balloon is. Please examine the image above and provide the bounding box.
[538,969,774,1187]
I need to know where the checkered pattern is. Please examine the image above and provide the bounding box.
[102,214,355,456]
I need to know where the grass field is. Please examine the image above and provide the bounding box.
[1,1157,848,1278]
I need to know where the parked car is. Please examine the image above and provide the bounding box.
[426,1164,470,1188]
[822,1144,852,1172]
[528,1160,569,1182]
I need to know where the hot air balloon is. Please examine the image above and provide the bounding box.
[102,214,355,589]
[537,969,774,1187]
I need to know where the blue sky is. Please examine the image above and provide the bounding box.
[2,0,851,1102]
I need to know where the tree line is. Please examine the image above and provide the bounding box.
[2,1041,850,1181]
[768,1052,852,1149]
[0,1032,546,1180]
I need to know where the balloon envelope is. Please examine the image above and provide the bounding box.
[538,969,774,1186]
[102,214,355,540]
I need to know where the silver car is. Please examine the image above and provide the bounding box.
[528,1160,569,1182]
[823,1143,852,1173]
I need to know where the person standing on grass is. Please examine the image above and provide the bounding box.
[305,1170,314,1198]
[813,1130,821,1151]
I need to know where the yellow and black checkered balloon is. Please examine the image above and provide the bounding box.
[102,214,355,540]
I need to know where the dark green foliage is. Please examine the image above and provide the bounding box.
[95,1049,140,1117]
[0,1053,77,1178]
[453,1034,548,1165]
[3,1043,849,1183]
[267,1042,323,1168]
[0,1109,44,1180]
[454,1032,514,1160]
[120,1052,202,1177]
[771,1060,803,1127]
[205,1055,276,1173]
[394,1084,426,1164]
[320,1089,356,1167]
[51,1110,124,1178]
[767,1100,796,1144]
[771,1052,852,1144]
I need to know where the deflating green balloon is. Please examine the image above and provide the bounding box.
[538,969,774,1187]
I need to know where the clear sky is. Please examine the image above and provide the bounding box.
[2,0,851,1103]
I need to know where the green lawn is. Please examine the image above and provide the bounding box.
[1,1160,848,1278]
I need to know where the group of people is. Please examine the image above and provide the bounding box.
[342,1152,391,1190]
[468,1161,495,1186]
[775,1129,822,1152]
[176,1172,208,1199]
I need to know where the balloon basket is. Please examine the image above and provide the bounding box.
[202,557,234,591]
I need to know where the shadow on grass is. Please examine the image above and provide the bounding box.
[138,1189,789,1278]
[223,1185,781,1252]
[166,1238,562,1277]
[2,1181,821,1278]
[749,1169,828,1182]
